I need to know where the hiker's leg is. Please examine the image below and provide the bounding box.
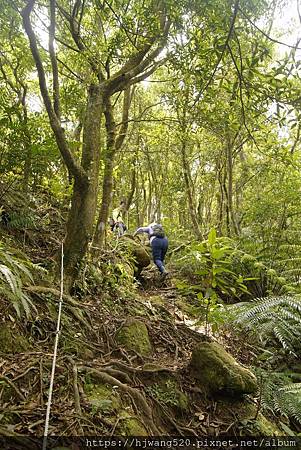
[151,238,165,273]
[159,238,169,276]
[161,237,168,262]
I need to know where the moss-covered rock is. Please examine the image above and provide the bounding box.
[120,235,150,274]
[189,342,257,396]
[116,319,152,355]
[0,325,29,354]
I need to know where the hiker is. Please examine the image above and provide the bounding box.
[0,209,10,227]
[134,222,169,278]
[113,219,127,237]
[109,201,127,237]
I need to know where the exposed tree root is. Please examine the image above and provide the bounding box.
[78,365,161,435]
[66,357,82,415]
[25,285,92,329]
[0,374,26,401]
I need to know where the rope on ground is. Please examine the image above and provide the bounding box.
[42,242,64,450]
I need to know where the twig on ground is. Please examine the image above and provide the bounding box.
[0,374,26,401]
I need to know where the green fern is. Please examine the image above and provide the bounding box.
[279,383,301,394]
[0,242,39,317]
[275,242,301,287]
[227,296,301,355]
[256,370,301,424]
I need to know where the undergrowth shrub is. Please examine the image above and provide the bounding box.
[0,242,42,317]
[255,369,301,428]
[173,229,251,333]
[173,230,294,303]
[226,296,301,356]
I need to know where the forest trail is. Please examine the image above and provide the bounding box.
[1,226,299,448]
[1,0,301,443]
[138,277,209,337]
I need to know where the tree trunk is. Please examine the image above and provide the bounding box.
[180,141,202,239]
[226,137,239,236]
[93,88,131,247]
[63,85,103,289]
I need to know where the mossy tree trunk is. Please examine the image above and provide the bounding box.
[63,85,103,289]
[93,87,132,248]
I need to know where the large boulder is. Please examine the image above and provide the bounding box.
[119,235,150,275]
[189,341,257,396]
[116,319,152,355]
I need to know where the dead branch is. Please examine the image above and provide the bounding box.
[0,375,26,401]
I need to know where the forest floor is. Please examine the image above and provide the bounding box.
[0,223,287,449]
[0,277,279,445]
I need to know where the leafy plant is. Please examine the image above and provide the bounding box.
[255,369,301,425]
[175,229,250,332]
[146,380,180,407]
[227,295,301,356]
[0,242,38,317]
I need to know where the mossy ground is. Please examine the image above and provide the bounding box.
[85,382,121,414]
[0,324,29,353]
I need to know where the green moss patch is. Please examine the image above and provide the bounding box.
[85,383,121,414]
[62,336,94,360]
[0,325,29,354]
[120,236,150,274]
[118,411,148,435]
[146,379,189,412]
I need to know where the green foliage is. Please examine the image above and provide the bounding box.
[74,240,137,296]
[227,296,301,355]
[0,242,39,317]
[174,229,252,333]
[176,229,249,296]
[231,249,295,298]
[146,380,181,407]
[255,369,301,425]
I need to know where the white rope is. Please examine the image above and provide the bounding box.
[42,242,64,450]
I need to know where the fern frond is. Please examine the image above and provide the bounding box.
[279,383,301,394]
[227,296,301,354]
[255,370,301,424]
[0,242,38,317]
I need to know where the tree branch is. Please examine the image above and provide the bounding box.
[193,0,240,106]
[239,6,301,50]
[49,0,60,119]
[21,0,86,183]
[115,86,132,150]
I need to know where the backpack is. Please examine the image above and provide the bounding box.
[152,223,165,238]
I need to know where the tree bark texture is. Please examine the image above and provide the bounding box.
[180,141,202,239]
[93,88,131,247]
[63,85,103,289]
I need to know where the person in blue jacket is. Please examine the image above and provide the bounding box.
[134,222,169,278]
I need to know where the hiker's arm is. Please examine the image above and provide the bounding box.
[133,226,149,236]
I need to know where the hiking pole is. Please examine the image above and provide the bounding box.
[42,242,64,450]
